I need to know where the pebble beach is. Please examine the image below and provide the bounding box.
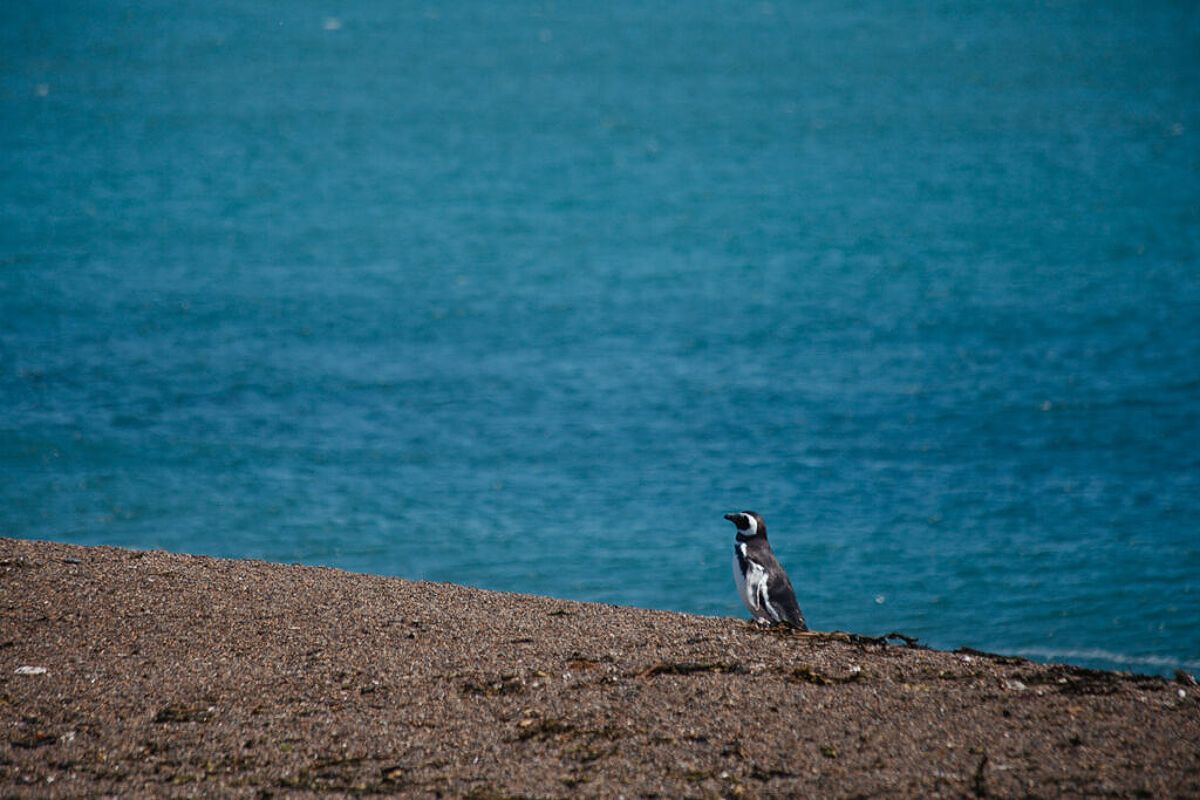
[2,537,1197,798]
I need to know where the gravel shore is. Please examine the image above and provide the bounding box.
[2,537,1197,798]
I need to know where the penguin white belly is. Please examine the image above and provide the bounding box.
[733,545,774,621]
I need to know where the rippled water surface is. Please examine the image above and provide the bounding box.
[3,1,1198,674]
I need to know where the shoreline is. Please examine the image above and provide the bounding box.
[2,537,1197,797]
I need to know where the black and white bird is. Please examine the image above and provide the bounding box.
[725,511,807,630]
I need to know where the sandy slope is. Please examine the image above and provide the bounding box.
[1,537,1197,798]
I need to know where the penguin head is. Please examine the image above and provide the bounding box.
[724,510,766,539]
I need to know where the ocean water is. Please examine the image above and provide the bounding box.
[2,1,1198,675]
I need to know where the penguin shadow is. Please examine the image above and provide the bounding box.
[748,621,925,651]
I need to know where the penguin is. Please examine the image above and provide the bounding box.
[724,511,807,629]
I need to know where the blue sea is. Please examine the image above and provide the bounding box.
[3,1,1198,676]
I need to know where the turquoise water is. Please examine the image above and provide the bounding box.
[3,2,1198,675]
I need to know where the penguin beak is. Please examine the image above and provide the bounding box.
[723,513,738,524]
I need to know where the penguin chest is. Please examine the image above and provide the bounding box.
[733,543,770,620]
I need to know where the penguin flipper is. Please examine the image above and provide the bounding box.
[767,577,807,631]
